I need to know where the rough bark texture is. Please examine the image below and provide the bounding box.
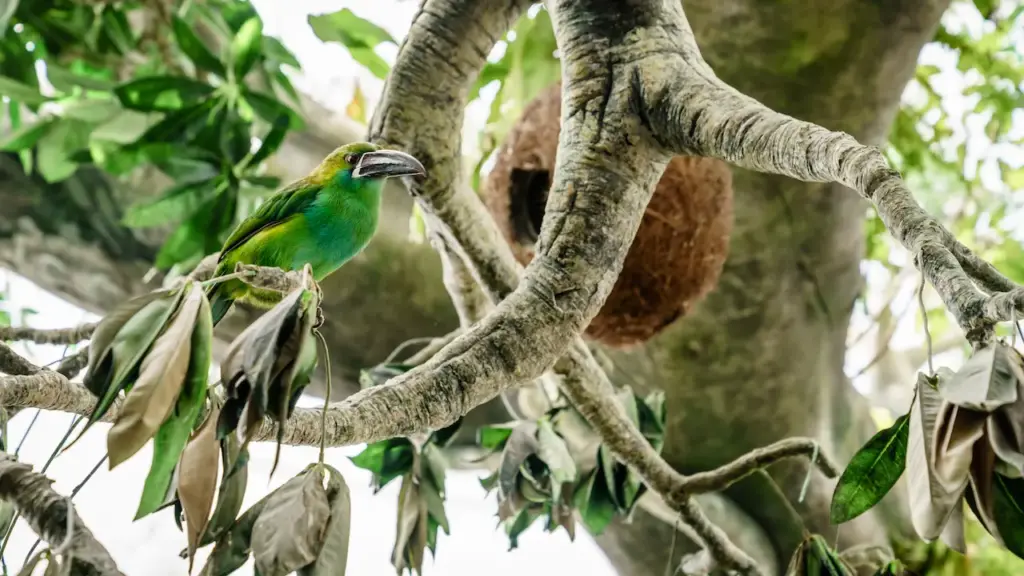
[0,453,123,575]
[0,0,974,574]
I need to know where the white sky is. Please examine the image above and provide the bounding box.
[0,1,1022,575]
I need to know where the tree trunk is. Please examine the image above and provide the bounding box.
[0,0,951,573]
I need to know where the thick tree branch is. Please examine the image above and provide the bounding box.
[637,42,1023,340]
[0,452,123,575]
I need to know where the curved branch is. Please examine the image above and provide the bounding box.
[0,452,123,575]
[638,45,1023,340]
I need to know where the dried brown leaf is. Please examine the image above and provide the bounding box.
[298,464,351,576]
[939,499,967,554]
[180,404,222,570]
[967,438,1000,543]
[932,403,985,491]
[391,475,428,574]
[107,285,203,468]
[907,372,969,540]
[251,465,331,576]
[939,343,1020,412]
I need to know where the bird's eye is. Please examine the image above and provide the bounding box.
[345,154,358,165]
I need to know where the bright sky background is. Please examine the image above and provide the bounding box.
[0,1,1021,575]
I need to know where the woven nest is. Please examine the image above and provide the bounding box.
[482,82,734,348]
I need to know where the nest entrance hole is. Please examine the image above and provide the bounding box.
[509,167,550,246]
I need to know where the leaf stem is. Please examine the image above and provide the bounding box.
[918,271,934,376]
[314,328,331,465]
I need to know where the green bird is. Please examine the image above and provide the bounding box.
[206,142,426,325]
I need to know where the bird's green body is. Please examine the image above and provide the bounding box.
[206,142,425,324]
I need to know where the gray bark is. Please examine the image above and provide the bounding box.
[0,0,960,574]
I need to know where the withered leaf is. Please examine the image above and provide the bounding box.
[939,497,967,554]
[74,289,184,448]
[107,283,203,468]
[199,435,250,547]
[967,438,1000,543]
[498,423,539,499]
[536,418,576,487]
[931,403,985,492]
[939,343,1020,412]
[251,465,331,576]
[218,290,305,439]
[180,404,222,570]
[298,464,352,576]
[907,371,968,540]
[135,291,212,520]
[84,289,171,395]
[392,474,428,573]
[199,485,272,576]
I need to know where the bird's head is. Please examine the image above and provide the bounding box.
[311,142,426,186]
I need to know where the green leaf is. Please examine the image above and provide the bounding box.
[993,474,1024,559]
[0,75,49,106]
[60,99,122,123]
[298,464,351,576]
[122,178,219,228]
[307,9,395,80]
[0,120,55,151]
[476,424,514,452]
[872,560,906,576]
[36,119,91,183]
[830,414,909,524]
[46,65,116,92]
[349,438,415,492]
[91,110,154,144]
[573,466,617,535]
[243,89,304,130]
[505,505,541,550]
[248,113,290,168]
[154,190,236,270]
[135,291,212,519]
[0,0,18,36]
[230,16,264,79]
[172,16,227,76]
[263,37,301,69]
[114,76,215,112]
[357,363,413,389]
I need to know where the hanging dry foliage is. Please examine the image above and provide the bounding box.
[482,82,734,347]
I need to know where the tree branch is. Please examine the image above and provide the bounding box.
[637,32,1023,341]
[0,452,123,575]
[0,323,97,345]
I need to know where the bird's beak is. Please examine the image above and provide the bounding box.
[352,149,426,179]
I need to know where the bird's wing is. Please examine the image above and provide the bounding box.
[218,178,322,261]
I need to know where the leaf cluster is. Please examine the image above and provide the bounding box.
[475,390,666,548]
[349,364,456,574]
[200,463,352,576]
[829,342,1024,568]
[76,280,213,521]
[0,0,304,271]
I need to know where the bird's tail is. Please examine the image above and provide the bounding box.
[206,283,234,327]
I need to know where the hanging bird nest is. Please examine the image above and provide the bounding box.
[482,82,734,348]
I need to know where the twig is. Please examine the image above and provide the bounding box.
[0,343,39,376]
[680,438,838,494]
[23,454,109,564]
[55,348,89,379]
[0,452,123,575]
[0,324,97,346]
